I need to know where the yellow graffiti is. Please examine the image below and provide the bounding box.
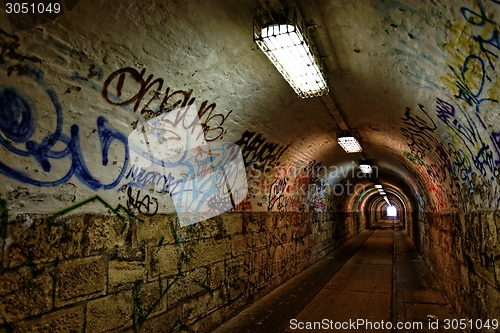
[440,19,499,104]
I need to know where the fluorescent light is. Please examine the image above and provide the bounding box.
[254,8,329,98]
[359,161,372,174]
[375,184,383,189]
[359,165,372,174]
[379,191,386,195]
[337,131,362,153]
[384,196,390,204]
[377,188,384,192]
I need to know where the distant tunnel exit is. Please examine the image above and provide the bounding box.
[386,205,397,218]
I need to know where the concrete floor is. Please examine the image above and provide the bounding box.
[213,220,461,333]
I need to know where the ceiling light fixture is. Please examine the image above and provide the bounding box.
[253,8,329,98]
[379,191,386,195]
[336,130,362,153]
[375,184,383,189]
[359,161,372,174]
[384,196,390,204]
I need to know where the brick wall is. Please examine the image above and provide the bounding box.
[406,212,500,325]
[0,211,365,332]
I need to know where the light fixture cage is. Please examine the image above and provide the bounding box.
[336,130,363,153]
[253,7,329,98]
[359,160,373,174]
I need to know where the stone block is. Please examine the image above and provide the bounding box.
[243,212,262,232]
[55,256,105,306]
[0,265,53,324]
[183,289,224,322]
[135,279,167,323]
[83,215,129,256]
[137,214,176,246]
[148,244,180,279]
[167,267,210,308]
[184,215,225,240]
[108,260,147,290]
[485,284,500,320]
[131,307,183,333]
[220,212,243,236]
[261,213,278,231]
[13,305,84,333]
[209,261,225,290]
[86,291,134,333]
[6,216,84,268]
[187,304,230,333]
[187,238,230,269]
[252,230,270,250]
[231,234,251,257]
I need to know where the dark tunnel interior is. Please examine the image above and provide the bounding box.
[0,0,499,332]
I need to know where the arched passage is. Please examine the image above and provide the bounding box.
[0,0,499,331]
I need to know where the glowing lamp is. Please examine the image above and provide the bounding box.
[337,131,362,153]
[359,161,372,174]
[254,8,329,98]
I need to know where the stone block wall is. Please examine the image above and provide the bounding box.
[0,211,364,332]
[407,212,500,325]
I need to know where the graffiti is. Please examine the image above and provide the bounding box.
[460,0,500,70]
[102,67,232,141]
[207,193,233,212]
[126,187,158,216]
[0,198,7,239]
[267,166,289,211]
[125,164,178,194]
[0,29,42,76]
[0,71,129,190]
[373,2,447,91]
[436,98,497,178]
[54,42,105,93]
[400,104,437,159]
[48,195,142,223]
[235,130,288,169]
[234,197,252,211]
[125,141,247,223]
[446,55,498,114]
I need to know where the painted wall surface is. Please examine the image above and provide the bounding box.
[405,212,500,325]
[386,0,500,212]
[0,1,359,331]
[1,0,500,331]
[0,210,365,332]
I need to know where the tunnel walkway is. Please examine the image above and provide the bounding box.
[213,220,461,333]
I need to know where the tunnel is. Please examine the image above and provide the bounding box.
[0,0,499,332]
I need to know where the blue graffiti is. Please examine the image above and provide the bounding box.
[125,164,181,194]
[448,55,498,117]
[460,0,497,27]
[436,98,497,180]
[461,0,500,69]
[0,88,36,143]
[0,67,129,190]
[125,142,246,214]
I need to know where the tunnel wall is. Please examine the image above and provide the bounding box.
[0,210,365,332]
[406,212,500,323]
[0,1,369,331]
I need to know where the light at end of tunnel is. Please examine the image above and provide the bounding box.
[387,205,397,217]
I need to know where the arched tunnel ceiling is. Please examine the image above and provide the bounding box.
[0,0,499,216]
